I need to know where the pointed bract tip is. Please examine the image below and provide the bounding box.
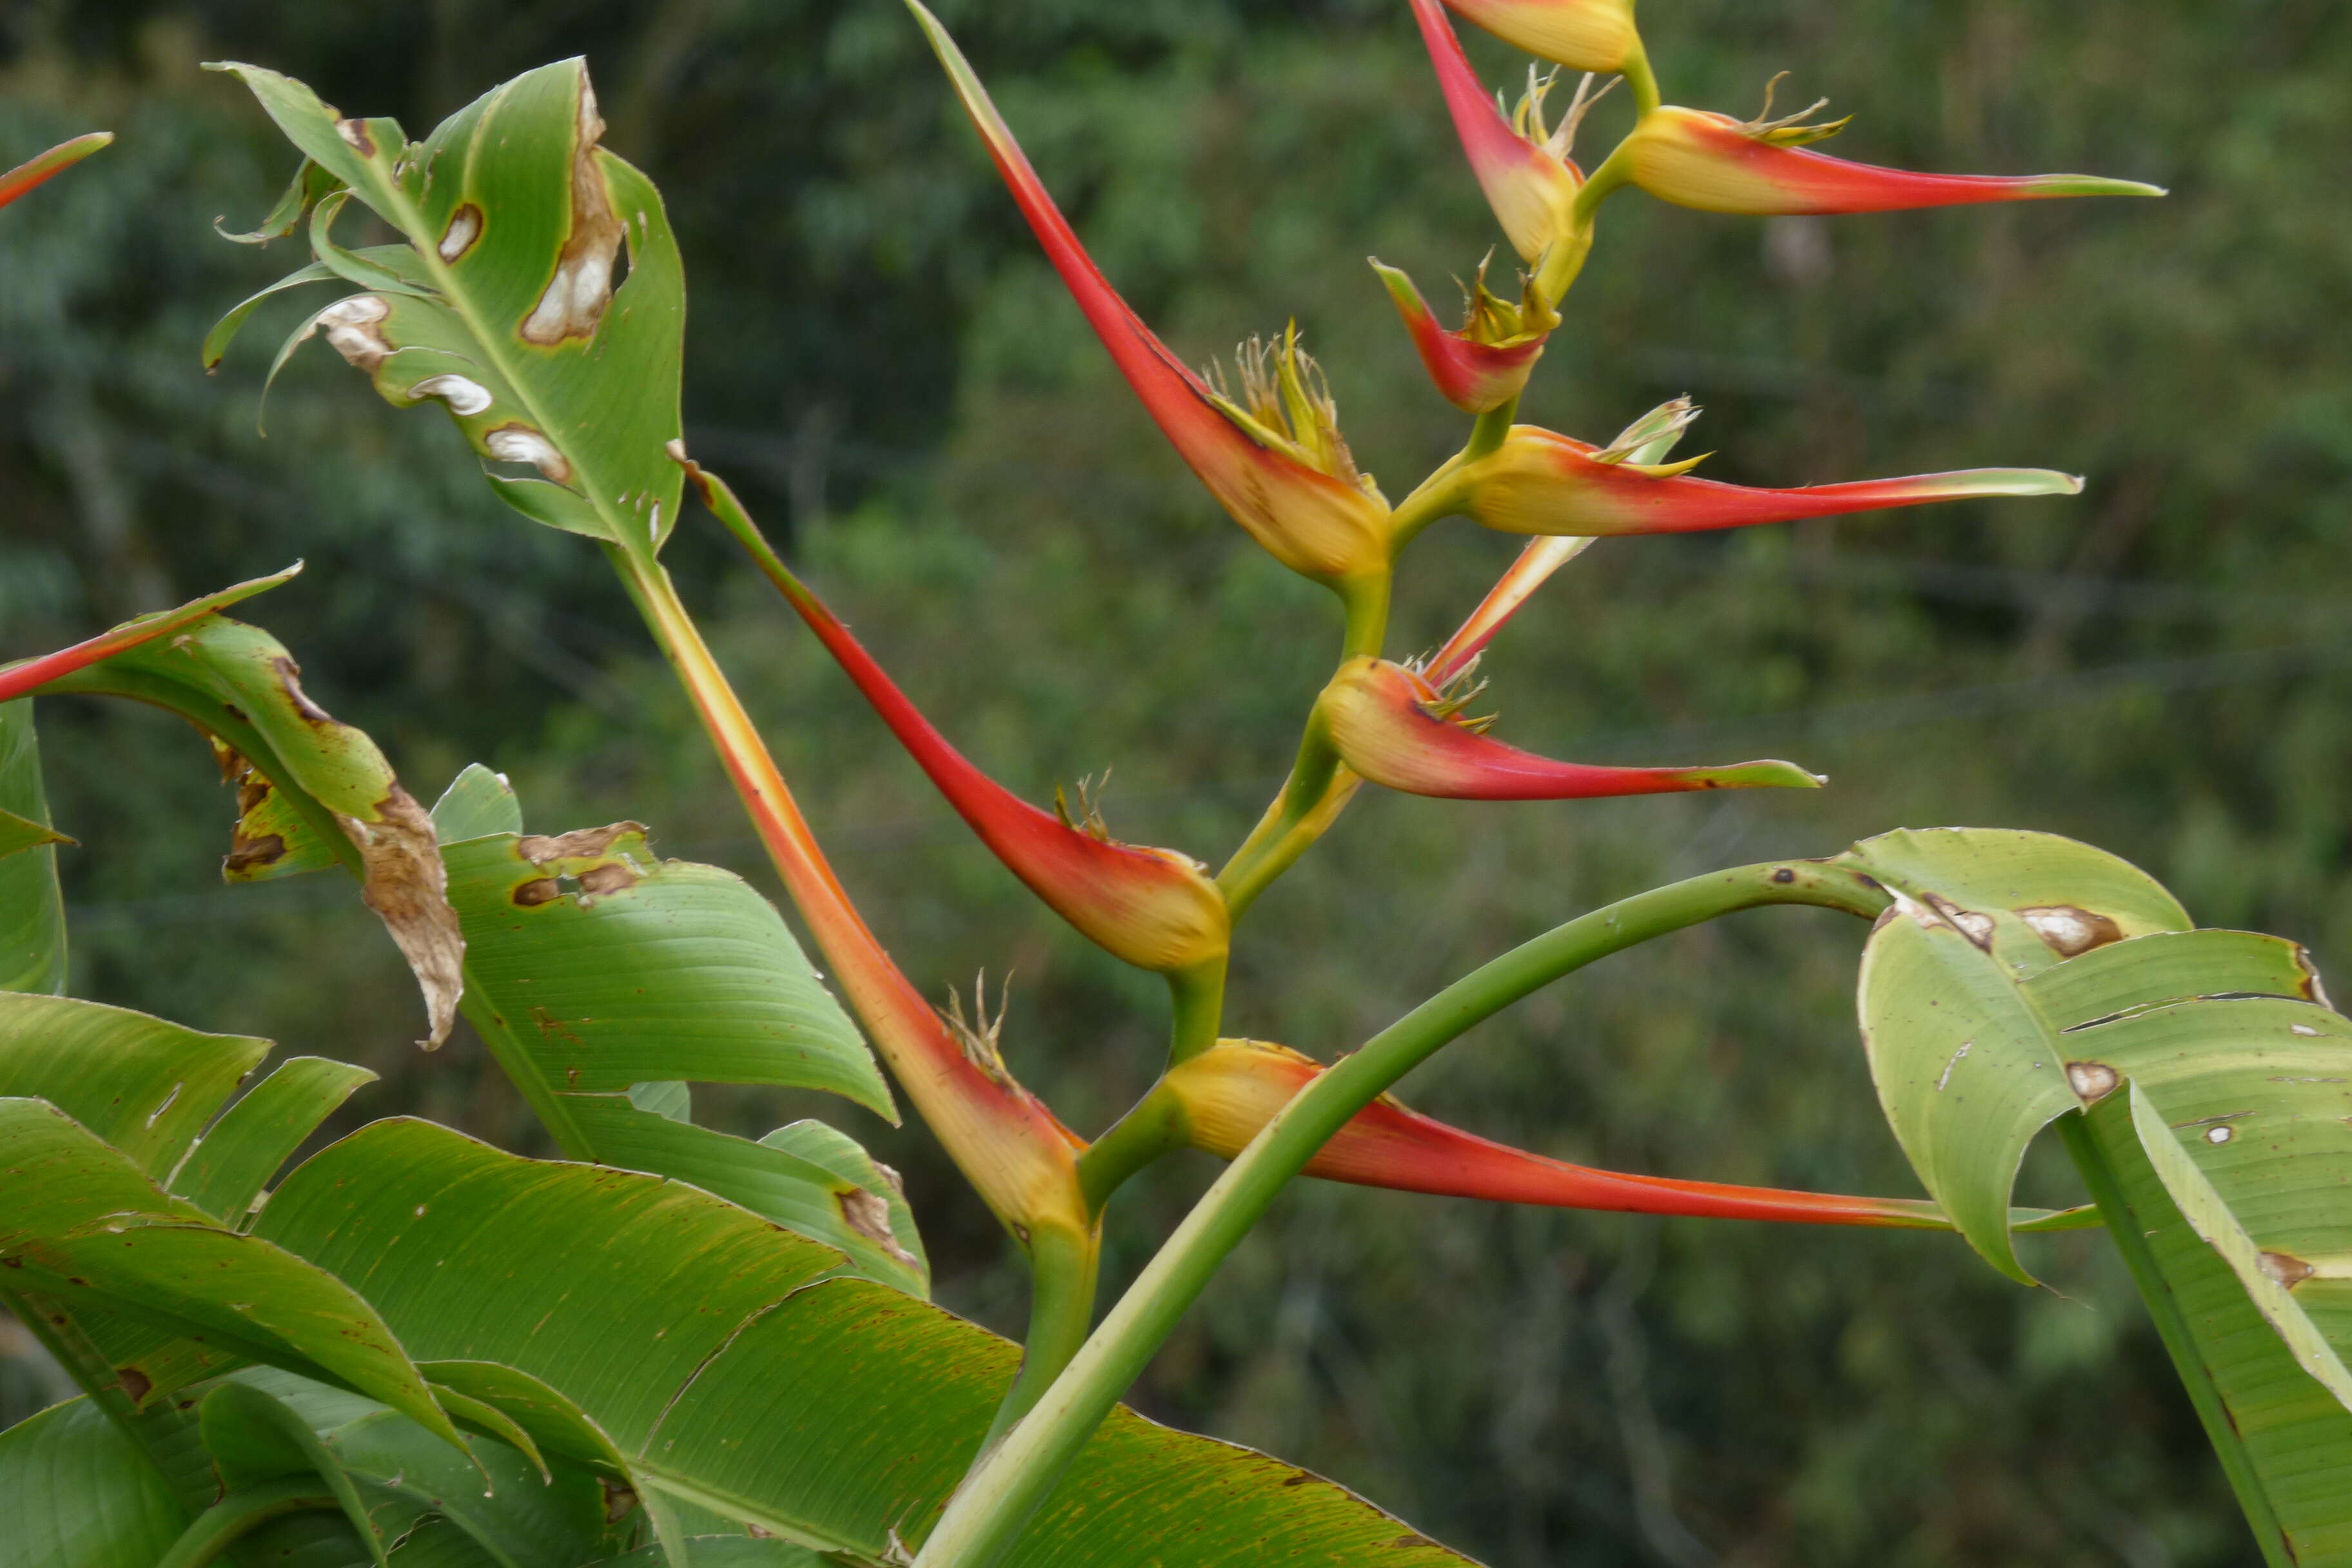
[1627,106,2168,218]
[1320,657,1825,802]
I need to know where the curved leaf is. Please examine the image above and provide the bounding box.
[0,1396,185,1568]
[254,1119,1479,1567]
[0,702,66,995]
[1850,825,2352,1565]
[0,1099,459,1447]
[210,59,686,551]
[35,614,462,1046]
[173,1057,380,1224]
[0,993,268,1179]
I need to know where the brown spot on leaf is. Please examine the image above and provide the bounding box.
[2018,905,2124,958]
[2064,1061,2119,1102]
[1924,893,1995,950]
[438,202,483,263]
[314,295,391,371]
[576,861,638,897]
[2260,1251,2316,1288]
[512,877,563,908]
[483,424,573,485]
[223,831,287,874]
[598,1475,639,1524]
[520,75,624,345]
[519,823,645,865]
[340,786,465,1048]
[838,1188,919,1268]
[114,1367,152,1405]
[1390,1536,1436,1549]
[270,657,339,726]
[334,119,375,156]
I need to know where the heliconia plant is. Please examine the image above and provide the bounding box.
[2,8,2344,1568]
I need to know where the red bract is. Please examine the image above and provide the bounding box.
[1166,1040,1959,1227]
[754,557,1229,981]
[0,132,111,211]
[1440,0,1639,75]
[0,567,302,704]
[1460,426,2083,536]
[1371,259,1554,415]
[1318,656,1819,800]
[908,3,1391,591]
[1410,0,1599,291]
[1624,103,2164,216]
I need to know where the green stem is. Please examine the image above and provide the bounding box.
[154,1478,342,1568]
[979,1222,1102,1453]
[2058,1107,2293,1567]
[1075,1088,1188,1215]
[1463,397,1518,465]
[1620,41,1662,119]
[1165,960,1228,1066]
[1212,719,1345,918]
[909,859,1890,1567]
[1337,571,1391,662]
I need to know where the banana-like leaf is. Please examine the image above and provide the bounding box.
[34,613,462,1046]
[0,993,268,1180]
[255,1118,1480,1567]
[0,1396,185,1568]
[0,1098,460,1448]
[596,1542,828,1567]
[0,702,66,995]
[1850,825,2352,1565]
[430,774,914,1289]
[173,1057,379,1224]
[204,1368,618,1568]
[0,807,68,860]
[208,60,685,551]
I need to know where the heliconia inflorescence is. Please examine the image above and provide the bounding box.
[1163,1040,1964,1227]
[1618,92,2166,217]
[0,132,112,213]
[1454,424,2085,538]
[908,2,1394,597]
[1411,0,1604,297]
[681,460,1230,985]
[1438,0,1640,77]
[1371,257,1556,415]
[1317,656,1820,801]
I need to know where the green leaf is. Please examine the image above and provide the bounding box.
[594,1542,830,1567]
[0,702,66,995]
[174,1057,379,1224]
[0,1396,186,1568]
[206,1368,617,1568]
[215,155,343,244]
[442,822,891,1124]
[0,993,268,1179]
[35,613,462,1046]
[0,1099,460,1446]
[1846,827,2198,1281]
[431,764,524,843]
[212,59,686,551]
[562,1095,926,1295]
[1849,826,2352,1564]
[0,807,70,860]
[254,1119,1482,1565]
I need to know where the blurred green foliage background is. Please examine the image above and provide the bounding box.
[5,0,2349,1562]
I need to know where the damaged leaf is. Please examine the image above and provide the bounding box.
[442,821,888,1121]
[30,614,464,1046]
[1850,826,2352,1563]
[208,59,685,552]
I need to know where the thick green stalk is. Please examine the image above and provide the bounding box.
[153,1478,342,1568]
[1165,959,1228,1066]
[910,859,1890,1567]
[979,1221,1102,1453]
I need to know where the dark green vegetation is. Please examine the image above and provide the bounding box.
[4,2,2348,1562]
